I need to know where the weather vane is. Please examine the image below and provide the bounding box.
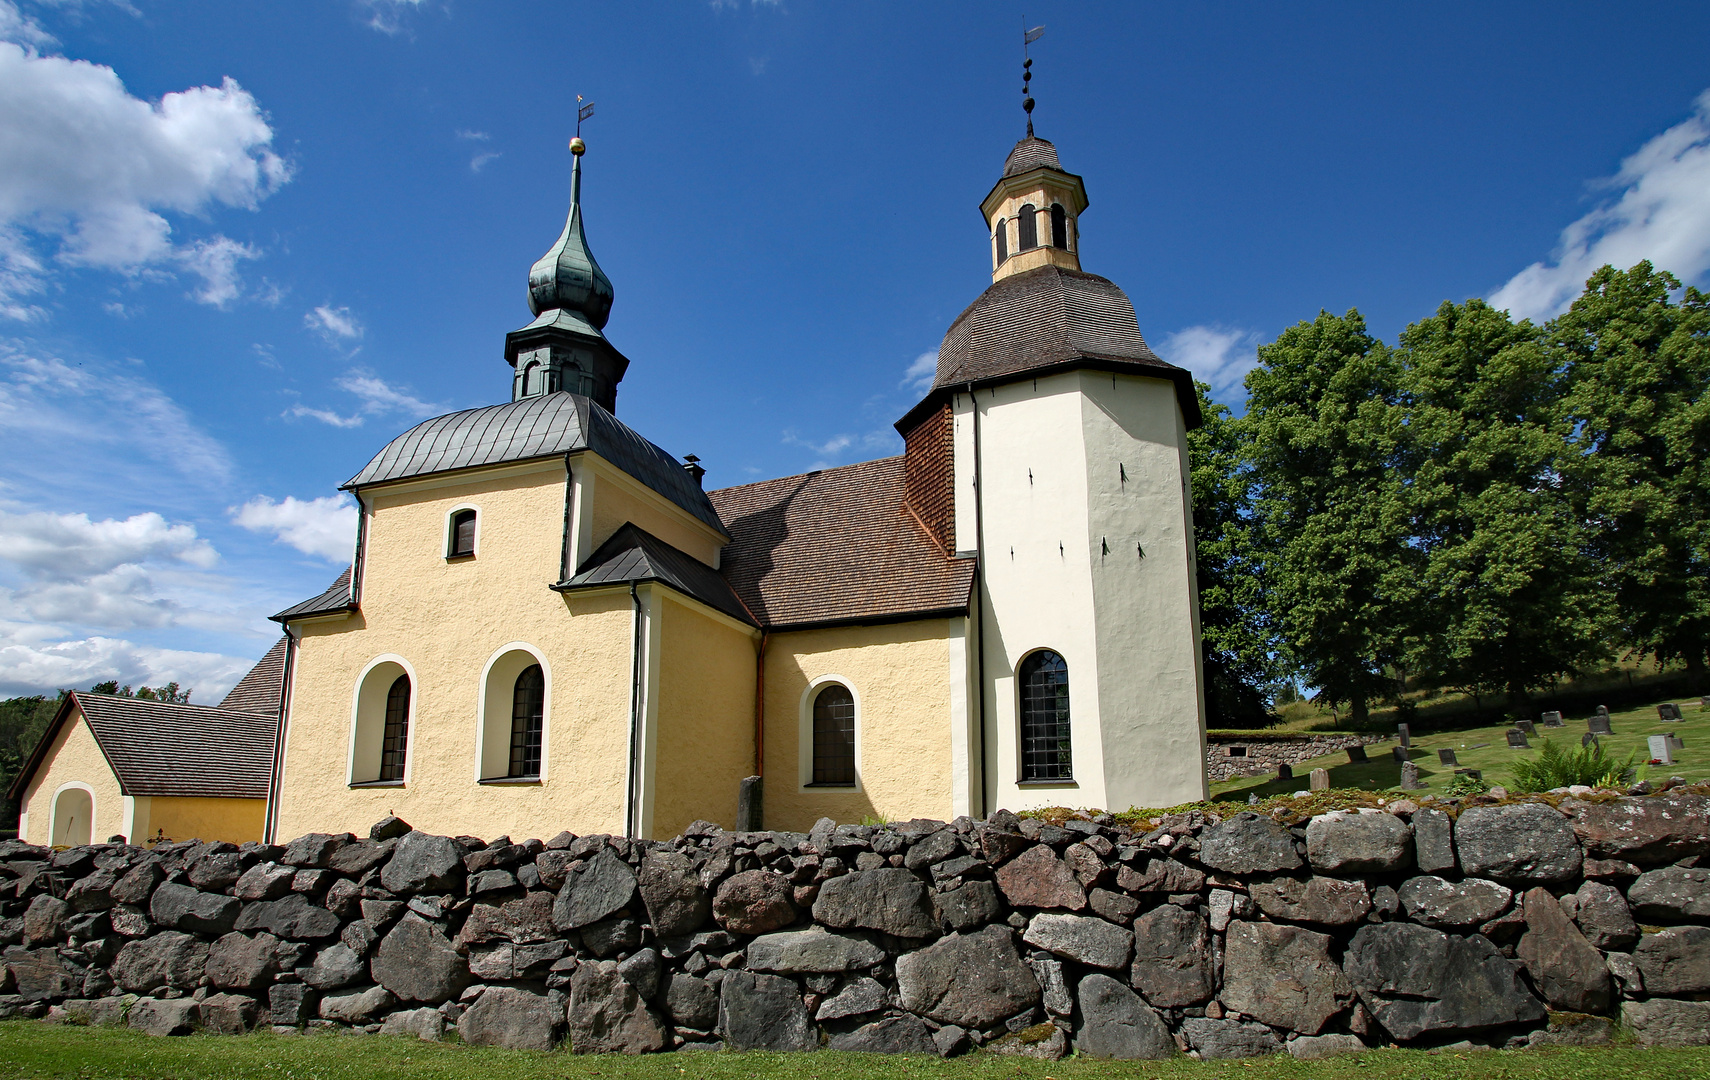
[576,95,595,140]
[1022,21,1044,136]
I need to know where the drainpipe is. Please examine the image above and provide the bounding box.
[263,625,298,845]
[754,631,768,779]
[968,382,989,819]
[626,582,644,839]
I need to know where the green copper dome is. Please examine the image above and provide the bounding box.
[526,150,614,328]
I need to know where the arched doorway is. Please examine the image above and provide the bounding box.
[51,786,92,847]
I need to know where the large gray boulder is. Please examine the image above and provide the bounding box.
[1633,926,1710,997]
[1454,803,1581,883]
[935,879,1003,931]
[1248,876,1370,926]
[206,932,278,991]
[826,1013,937,1054]
[458,986,562,1051]
[1074,973,1173,1059]
[1344,922,1545,1040]
[267,982,317,1026]
[111,932,209,994]
[554,850,638,931]
[23,896,67,944]
[1220,920,1353,1035]
[816,976,887,1021]
[1562,792,1710,864]
[198,993,257,1035]
[993,844,1087,910]
[1129,904,1214,1007]
[370,912,470,1002]
[127,997,200,1036]
[301,943,365,991]
[1180,1018,1281,1059]
[380,1007,445,1041]
[319,985,394,1024]
[148,883,238,935]
[812,867,936,939]
[456,892,556,947]
[5,948,78,1000]
[895,925,1040,1028]
[569,959,668,1054]
[1289,1033,1367,1059]
[1306,811,1413,874]
[282,832,347,869]
[234,863,294,902]
[1022,913,1132,969]
[636,851,709,937]
[1396,875,1512,928]
[379,831,464,894]
[1411,808,1456,874]
[1623,998,1710,1047]
[664,973,719,1029]
[1628,866,1710,923]
[718,970,817,1051]
[746,928,885,973]
[233,893,341,940]
[1572,881,1638,950]
[468,939,570,981]
[1515,888,1611,1014]
[1198,813,1302,874]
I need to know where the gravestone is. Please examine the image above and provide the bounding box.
[1701,695,1709,710]
[1648,735,1673,765]
[1658,703,1682,722]
[1346,745,1368,764]
[1588,715,1613,736]
[1596,705,1611,717]
[1309,768,1330,791]
[1506,728,1530,749]
[1397,724,1411,748]
[1516,718,1536,736]
[1437,748,1458,766]
[1666,734,1684,752]
[1540,710,1564,728]
[1399,761,1423,790]
[1454,768,1483,781]
[1391,746,1409,763]
[1582,732,1599,749]
[1277,764,1293,781]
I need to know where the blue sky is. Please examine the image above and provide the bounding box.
[1,0,1708,699]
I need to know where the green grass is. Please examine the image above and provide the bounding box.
[1210,696,1710,803]
[0,1022,1706,1080]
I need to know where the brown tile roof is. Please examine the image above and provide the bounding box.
[709,457,974,630]
[218,636,287,716]
[7,693,276,802]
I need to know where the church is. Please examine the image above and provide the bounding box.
[109,118,1210,845]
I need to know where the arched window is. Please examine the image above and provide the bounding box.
[994,218,1009,265]
[1019,650,1071,781]
[1050,204,1068,249]
[378,675,410,781]
[449,509,477,558]
[810,684,855,786]
[509,664,545,778]
[1017,204,1038,251]
[522,362,540,396]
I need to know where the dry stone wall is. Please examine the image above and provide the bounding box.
[4,786,1710,1057]
[1205,735,1387,782]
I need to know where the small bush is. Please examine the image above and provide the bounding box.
[1509,738,1635,793]
[1440,773,1490,797]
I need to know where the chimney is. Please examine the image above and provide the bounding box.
[683,454,706,488]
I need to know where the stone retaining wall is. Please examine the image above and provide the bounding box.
[1205,734,1387,782]
[4,787,1709,1058]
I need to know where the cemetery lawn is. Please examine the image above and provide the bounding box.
[0,1024,1707,1080]
[1211,696,1710,802]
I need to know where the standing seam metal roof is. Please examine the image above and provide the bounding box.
[556,523,754,624]
[342,392,725,535]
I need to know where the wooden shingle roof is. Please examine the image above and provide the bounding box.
[218,636,287,716]
[709,457,974,631]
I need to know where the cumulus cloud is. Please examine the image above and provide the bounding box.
[1492,89,1710,322]
[231,495,357,563]
[0,508,215,579]
[0,1,51,49]
[0,21,290,313]
[0,632,253,700]
[1160,325,1261,399]
[304,304,363,345]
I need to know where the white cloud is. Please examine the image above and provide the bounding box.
[470,151,500,173]
[231,495,357,563]
[361,0,425,35]
[304,303,363,345]
[1160,324,1260,399]
[337,370,436,416]
[0,2,52,49]
[0,508,215,579]
[1492,89,1710,322]
[0,633,253,700]
[456,129,489,141]
[781,426,898,471]
[0,29,290,313]
[286,403,363,428]
[900,350,937,395]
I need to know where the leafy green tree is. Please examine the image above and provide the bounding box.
[0,693,63,827]
[1244,310,1420,724]
[1398,298,1610,705]
[1549,262,1710,683]
[1187,381,1281,727]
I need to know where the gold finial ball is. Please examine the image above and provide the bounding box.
[569,136,586,156]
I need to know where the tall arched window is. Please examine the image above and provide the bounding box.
[994,218,1009,265]
[1017,204,1038,251]
[810,684,855,786]
[1019,650,1071,781]
[509,664,545,778]
[379,675,410,781]
[522,362,541,396]
[1050,204,1068,249]
[449,509,477,558]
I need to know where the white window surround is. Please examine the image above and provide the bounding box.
[348,654,418,787]
[445,503,481,559]
[797,674,862,793]
[50,781,95,847]
[475,642,552,784]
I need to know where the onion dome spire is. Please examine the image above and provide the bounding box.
[526,137,614,327]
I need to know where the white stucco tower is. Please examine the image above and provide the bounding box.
[896,133,1208,815]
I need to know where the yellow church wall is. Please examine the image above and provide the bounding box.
[762,619,955,831]
[649,594,757,838]
[586,457,724,568]
[140,797,267,845]
[276,460,638,842]
[19,707,125,847]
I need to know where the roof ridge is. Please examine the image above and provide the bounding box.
[708,454,904,498]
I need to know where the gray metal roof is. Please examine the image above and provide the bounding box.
[556,523,754,625]
[342,392,726,535]
[271,567,355,623]
[1004,136,1065,177]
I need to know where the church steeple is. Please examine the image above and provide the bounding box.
[505,135,630,412]
[980,133,1088,284]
